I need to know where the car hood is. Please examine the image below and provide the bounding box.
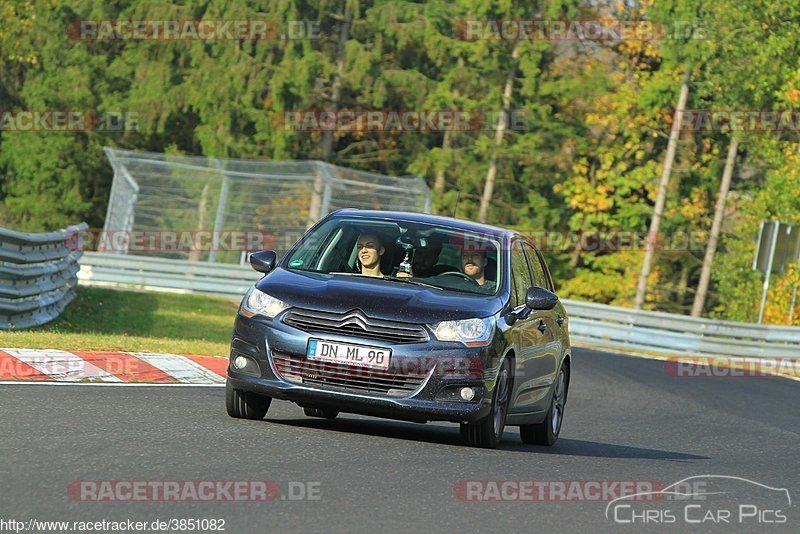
[256,268,503,323]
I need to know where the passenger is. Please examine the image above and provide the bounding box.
[355,233,385,277]
[397,238,452,278]
[461,248,496,291]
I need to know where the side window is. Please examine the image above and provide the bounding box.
[511,241,533,307]
[523,243,548,289]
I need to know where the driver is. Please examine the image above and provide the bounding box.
[355,232,385,277]
[461,248,496,292]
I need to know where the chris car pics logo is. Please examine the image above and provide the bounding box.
[605,475,790,525]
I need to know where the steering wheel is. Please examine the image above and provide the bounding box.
[437,271,480,285]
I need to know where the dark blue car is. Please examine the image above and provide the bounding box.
[226,210,571,448]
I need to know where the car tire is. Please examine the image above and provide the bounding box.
[460,357,512,449]
[226,381,271,420]
[520,364,567,446]
[304,407,339,419]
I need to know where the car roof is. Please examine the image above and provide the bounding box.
[329,209,516,241]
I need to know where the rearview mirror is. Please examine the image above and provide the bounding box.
[249,250,277,274]
[526,286,558,310]
[396,234,431,250]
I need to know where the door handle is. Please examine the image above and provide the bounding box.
[557,315,564,327]
[537,320,546,333]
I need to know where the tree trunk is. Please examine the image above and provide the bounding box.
[477,43,520,224]
[321,1,353,162]
[569,218,587,268]
[308,0,354,228]
[690,136,739,316]
[633,69,691,309]
[433,59,464,206]
[188,183,209,262]
[432,129,452,199]
[676,261,691,303]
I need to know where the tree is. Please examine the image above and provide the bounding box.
[633,69,691,309]
[690,136,738,316]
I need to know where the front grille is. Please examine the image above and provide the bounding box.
[282,308,428,344]
[272,353,429,397]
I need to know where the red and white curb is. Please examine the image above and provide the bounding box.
[0,348,227,386]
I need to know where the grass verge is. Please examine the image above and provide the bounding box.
[1,286,239,356]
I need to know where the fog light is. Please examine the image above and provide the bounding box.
[460,387,475,401]
[233,356,248,369]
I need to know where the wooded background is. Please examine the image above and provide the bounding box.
[1,0,799,323]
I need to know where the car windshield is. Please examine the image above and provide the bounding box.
[284,217,502,296]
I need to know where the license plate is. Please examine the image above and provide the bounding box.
[306,339,391,370]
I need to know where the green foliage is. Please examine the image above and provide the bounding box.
[713,148,800,323]
[1,0,799,322]
[0,0,41,65]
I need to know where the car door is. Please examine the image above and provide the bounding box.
[522,243,563,405]
[507,240,556,415]
[526,243,569,357]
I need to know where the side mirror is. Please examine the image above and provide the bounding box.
[526,286,558,310]
[249,250,278,274]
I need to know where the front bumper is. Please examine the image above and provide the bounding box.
[227,312,502,423]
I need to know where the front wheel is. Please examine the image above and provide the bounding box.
[461,358,512,449]
[226,381,271,420]
[520,365,567,446]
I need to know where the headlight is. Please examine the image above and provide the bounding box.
[240,287,289,319]
[432,316,495,346]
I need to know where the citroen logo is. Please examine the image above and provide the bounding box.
[340,310,369,330]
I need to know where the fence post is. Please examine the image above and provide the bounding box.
[209,159,229,263]
[319,163,335,218]
[120,167,140,255]
[307,163,327,228]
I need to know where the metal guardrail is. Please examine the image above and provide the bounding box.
[77,253,800,358]
[77,252,260,297]
[563,299,800,358]
[0,223,87,330]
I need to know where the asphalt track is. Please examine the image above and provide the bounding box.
[1,347,798,533]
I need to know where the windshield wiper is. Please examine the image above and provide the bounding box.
[382,276,444,291]
[331,272,443,290]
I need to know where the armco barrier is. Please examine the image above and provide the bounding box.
[76,254,800,359]
[77,252,260,297]
[0,223,87,330]
[562,299,800,358]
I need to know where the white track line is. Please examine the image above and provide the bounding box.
[128,352,226,384]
